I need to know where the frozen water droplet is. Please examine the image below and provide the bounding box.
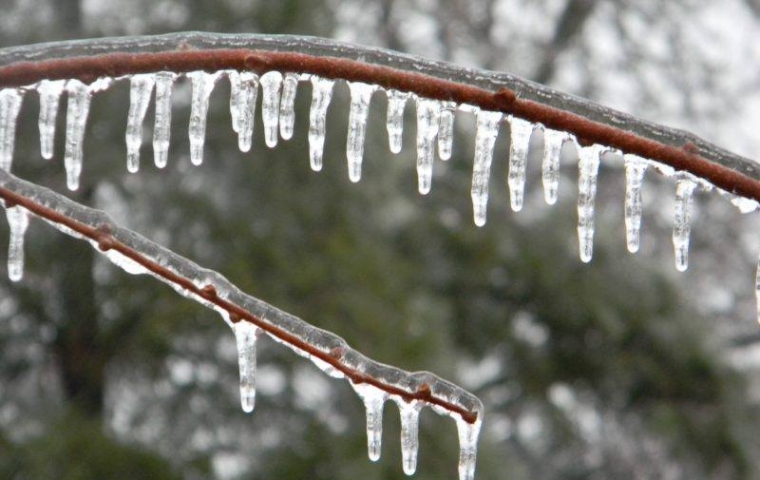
[260,71,282,148]
[5,205,29,282]
[438,102,456,160]
[0,89,24,172]
[228,71,259,153]
[234,320,259,413]
[471,110,502,226]
[541,129,568,205]
[507,117,535,212]
[398,400,421,476]
[37,80,65,160]
[125,74,156,173]
[730,195,759,214]
[577,144,606,263]
[153,72,175,169]
[308,76,334,172]
[279,72,299,140]
[415,98,441,194]
[455,416,482,480]
[64,80,93,191]
[346,82,376,182]
[624,154,648,253]
[188,71,221,166]
[386,90,409,154]
[673,177,697,272]
[351,382,388,462]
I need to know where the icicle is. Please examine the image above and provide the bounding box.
[351,382,388,462]
[260,71,283,148]
[125,74,156,173]
[187,71,221,166]
[153,72,175,169]
[624,154,648,253]
[228,71,258,153]
[308,76,334,172]
[438,102,455,160]
[279,72,299,140]
[756,251,760,325]
[64,80,92,191]
[470,110,502,227]
[346,82,376,182]
[386,90,409,154]
[0,89,24,172]
[455,416,482,480]
[37,80,65,160]
[507,117,535,212]
[5,205,29,282]
[541,129,568,205]
[398,401,422,476]
[672,177,697,272]
[577,145,606,263]
[234,320,259,413]
[415,98,441,194]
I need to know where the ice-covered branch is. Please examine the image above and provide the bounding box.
[0,32,758,202]
[0,168,483,480]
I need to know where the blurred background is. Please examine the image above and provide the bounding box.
[2,0,760,479]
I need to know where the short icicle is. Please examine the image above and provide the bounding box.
[577,144,606,263]
[125,74,156,173]
[624,154,648,253]
[470,110,503,227]
[187,71,221,166]
[64,80,92,191]
[455,416,482,480]
[153,72,175,169]
[672,177,697,272]
[37,80,65,160]
[308,76,335,172]
[351,382,388,462]
[507,117,535,212]
[415,98,441,194]
[0,89,24,172]
[346,82,376,182]
[260,71,283,148]
[398,400,422,476]
[228,71,258,153]
[5,205,29,282]
[438,102,456,160]
[279,72,299,140]
[541,129,568,205]
[233,320,259,414]
[386,89,409,154]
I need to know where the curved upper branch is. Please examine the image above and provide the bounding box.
[0,32,757,201]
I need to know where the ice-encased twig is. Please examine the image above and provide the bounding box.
[0,168,484,480]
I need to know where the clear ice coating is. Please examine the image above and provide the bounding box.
[279,72,299,140]
[541,128,569,205]
[37,80,65,160]
[398,400,422,476]
[187,71,221,166]
[125,74,156,173]
[438,102,456,160]
[234,320,259,413]
[0,89,24,172]
[672,177,697,272]
[260,71,283,148]
[415,98,441,194]
[228,71,259,153]
[351,382,388,462]
[346,82,376,182]
[308,76,335,172]
[507,117,535,212]
[756,251,760,325]
[470,110,503,226]
[64,80,92,191]
[153,72,175,169]
[386,90,409,154]
[5,205,29,282]
[455,416,482,480]
[577,144,606,263]
[624,154,648,253]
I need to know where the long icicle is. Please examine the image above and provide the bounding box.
[346,82,376,183]
[153,72,175,169]
[673,177,697,272]
[125,74,156,173]
[438,102,456,161]
[351,382,388,462]
[398,400,422,476]
[5,205,29,282]
[386,90,409,154]
[63,80,92,191]
[234,320,259,413]
[188,71,221,166]
[577,144,606,263]
[624,154,648,253]
[308,76,334,172]
[541,128,568,205]
[279,72,299,141]
[37,80,65,160]
[471,110,502,227]
[0,89,24,172]
[228,71,258,153]
[507,117,535,212]
[260,71,282,148]
[415,98,441,194]
[455,416,482,480]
